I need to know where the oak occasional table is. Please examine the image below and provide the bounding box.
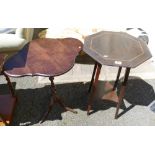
[84,31,152,118]
[0,54,17,126]
[4,38,83,123]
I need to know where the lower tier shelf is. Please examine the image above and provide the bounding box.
[0,94,17,126]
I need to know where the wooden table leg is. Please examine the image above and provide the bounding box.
[88,61,98,93]
[115,67,130,119]
[3,71,16,97]
[87,63,102,115]
[113,67,122,91]
[41,76,77,123]
[0,70,17,126]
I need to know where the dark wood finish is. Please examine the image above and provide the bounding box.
[84,31,152,68]
[87,62,102,115]
[84,31,152,118]
[41,76,77,123]
[88,61,98,93]
[4,38,83,77]
[0,54,17,126]
[0,95,17,125]
[113,67,122,91]
[4,38,83,123]
[115,68,130,119]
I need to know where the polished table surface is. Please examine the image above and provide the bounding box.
[84,31,152,68]
[4,38,83,123]
[4,38,83,77]
[83,31,152,118]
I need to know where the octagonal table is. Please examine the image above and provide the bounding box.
[84,31,152,118]
[4,38,83,123]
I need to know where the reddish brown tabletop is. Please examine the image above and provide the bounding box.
[4,38,83,77]
[84,31,152,68]
[3,38,83,123]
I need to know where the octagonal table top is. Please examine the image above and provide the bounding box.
[84,31,152,68]
[4,38,83,77]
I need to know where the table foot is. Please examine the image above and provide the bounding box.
[40,97,77,123]
[65,107,78,114]
[0,114,8,126]
[40,109,51,124]
[40,76,77,123]
[87,105,92,115]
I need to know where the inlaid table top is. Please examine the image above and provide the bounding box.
[4,38,83,77]
[84,31,152,68]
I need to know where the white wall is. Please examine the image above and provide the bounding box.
[1,0,155,56]
[46,0,155,57]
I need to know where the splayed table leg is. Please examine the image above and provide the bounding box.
[41,76,77,123]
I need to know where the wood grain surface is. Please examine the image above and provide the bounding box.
[84,31,152,68]
[4,38,83,77]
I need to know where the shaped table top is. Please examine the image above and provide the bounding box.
[84,31,152,68]
[4,38,83,77]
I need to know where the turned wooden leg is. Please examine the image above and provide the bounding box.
[2,71,16,97]
[88,61,98,93]
[49,77,77,113]
[87,63,102,115]
[40,76,77,123]
[113,67,122,91]
[115,67,130,119]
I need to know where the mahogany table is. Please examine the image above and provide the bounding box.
[0,54,17,126]
[84,31,152,118]
[4,38,83,123]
